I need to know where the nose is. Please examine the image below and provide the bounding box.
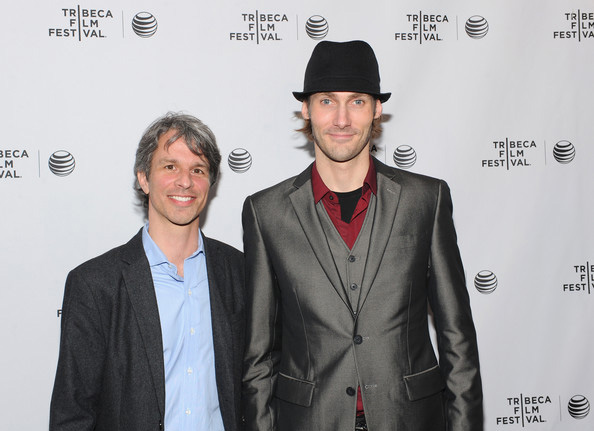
[334,103,351,128]
[175,170,193,189]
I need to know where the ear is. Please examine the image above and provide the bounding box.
[301,101,310,120]
[374,99,383,119]
[137,171,149,194]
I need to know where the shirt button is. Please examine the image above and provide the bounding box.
[329,195,334,200]
[187,367,193,374]
[354,335,363,345]
[350,283,358,291]
[185,409,191,415]
[188,289,192,296]
[348,255,356,262]
[190,327,196,335]
[346,387,356,396]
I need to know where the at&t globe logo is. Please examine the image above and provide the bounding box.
[553,140,576,164]
[228,148,252,173]
[305,16,329,40]
[465,16,489,39]
[48,150,76,177]
[132,12,158,38]
[393,145,417,169]
[568,395,590,419]
[474,270,497,294]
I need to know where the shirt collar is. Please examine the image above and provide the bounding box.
[311,155,377,203]
[141,223,203,268]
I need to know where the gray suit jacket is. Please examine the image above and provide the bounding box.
[50,229,245,431]
[242,158,483,431]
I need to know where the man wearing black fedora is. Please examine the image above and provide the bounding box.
[242,40,483,430]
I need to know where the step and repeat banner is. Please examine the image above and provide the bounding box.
[1,0,592,429]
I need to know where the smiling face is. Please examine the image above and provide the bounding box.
[137,129,211,233]
[302,92,382,166]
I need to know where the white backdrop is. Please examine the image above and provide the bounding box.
[1,0,593,429]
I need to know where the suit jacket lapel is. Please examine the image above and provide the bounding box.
[121,230,166,418]
[203,237,233,393]
[359,159,402,308]
[289,165,350,307]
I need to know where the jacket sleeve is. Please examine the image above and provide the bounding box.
[241,196,282,431]
[49,269,106,431]
[427,180,484,431]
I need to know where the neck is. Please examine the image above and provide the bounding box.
[147,221,200,276]
[315,151,370,193]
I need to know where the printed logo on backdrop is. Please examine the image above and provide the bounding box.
[48,6,114,40]
[568,395,590,419]
[228,148,252,173]
[49,151,76,176]
[131,12,158,38]
[230,11,290,43]
[474,270,497,294]
[481,138,538,170]
[0,149,29,179]
[305,15,329,40]
[554,11,594,40]
[562,262,594,294]
[394,12,451,42]
[48,7,158,40]
[465,16,489,39]
[393,145,417,169]
[552,140,576,164]
[496,394,554,426]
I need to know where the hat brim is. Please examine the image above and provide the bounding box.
[292,91,391,103]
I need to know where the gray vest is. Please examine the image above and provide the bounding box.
[315,194,377,315]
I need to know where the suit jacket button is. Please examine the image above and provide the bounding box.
[354,335,363,344]
[346,386,356,396]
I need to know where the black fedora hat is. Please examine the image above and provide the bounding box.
[293,40,391,103]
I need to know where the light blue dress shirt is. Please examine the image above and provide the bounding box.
[142,225,224,431]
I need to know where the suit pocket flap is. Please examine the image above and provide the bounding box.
[275,373,315,407]
[403,365,446,401]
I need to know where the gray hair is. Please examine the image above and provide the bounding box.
[133,112,221,209]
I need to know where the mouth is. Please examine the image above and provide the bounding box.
[169,195,195,202]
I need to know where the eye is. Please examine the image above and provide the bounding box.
[164,164,175,170]
[353,99,364,106]
[193,168,205,174]
[321,98,332,105]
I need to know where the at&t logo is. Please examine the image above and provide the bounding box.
[228,148,252,173]
[552,140,576,164]
[132,12,158,38]
[392,145,417,169]
[48,150,76,177]
[474,270,497,294]
[305,15,329,39]
[465,16,489,39]
[568,395,590,419]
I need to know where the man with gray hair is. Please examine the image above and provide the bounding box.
[50,113,245,431]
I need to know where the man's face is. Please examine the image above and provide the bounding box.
[137,129,211,232]
[302,92,382,165]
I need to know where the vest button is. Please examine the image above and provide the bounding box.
[350,283,358,291]
[354,335,363,344]
[348,255,356,262]
[346,386,356,396]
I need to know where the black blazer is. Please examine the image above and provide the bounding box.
[50,229,245,431]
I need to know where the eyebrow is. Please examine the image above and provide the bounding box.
[157,157,209,168]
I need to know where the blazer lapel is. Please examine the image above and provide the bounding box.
[121,231,166,418]
[203,237,233,390]
[359,160,402,308]
[289,165,350,308]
